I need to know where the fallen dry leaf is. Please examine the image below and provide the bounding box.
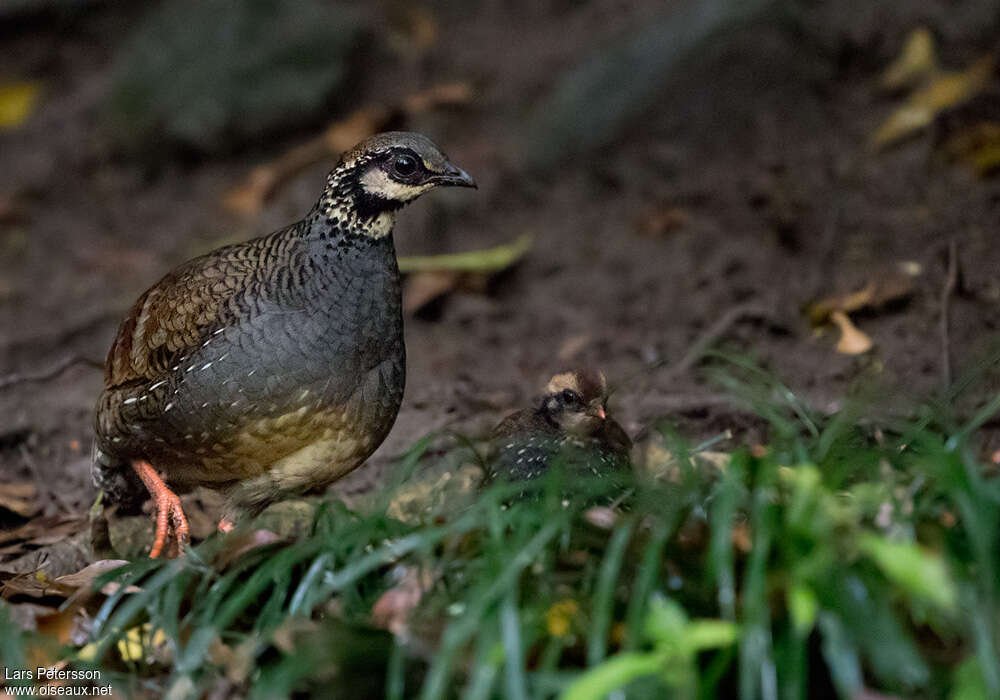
[2,571,62,599]
[636,204,690,237]
[0,481,40,517]
[208,636,258,684]
[0,82,41,129]
[831,310,873,355]
[224,82,473,215]
[271,617,318,654]
[79,623,172,666]
[643,436,730,482]
[1,559,128,601]
[386,464,484,522]
[400,234,532,314]
[0,515,84,548]
[806,267,916,326]
[872,54,996,149]
[940,119,1000,176]
[320,104,390,154]
[402,82,473,114]
[371,564,435,638]
[115,624,171,665]
[404,269,462,314]
[54,559,131,596]
[731,523,752,553]
[806,265,918,355]
[37,603,91,647]
[545,599,580,638]
[881,27,938,92]
[583,506,618,530]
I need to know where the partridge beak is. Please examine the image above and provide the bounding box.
[436,163,477,188]
[594,406,607,420]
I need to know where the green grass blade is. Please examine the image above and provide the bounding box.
[587,520,635,665]
[500,589,528,700]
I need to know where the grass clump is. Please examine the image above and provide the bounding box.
[9,364,999,699]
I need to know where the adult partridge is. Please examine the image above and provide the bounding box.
[93,132,475,557]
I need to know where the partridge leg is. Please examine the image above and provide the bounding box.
[131,460,189,559]
[217,517,235,533]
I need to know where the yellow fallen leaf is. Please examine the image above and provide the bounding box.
[399,235,532,314]
[941,120,1000,176]
[78,624,168,663]
[830,310,873,355]
[881,27,938,91]
[871,54,996,149]
[0,82,41,129]
[806,268,916,326]
[397,234,532,274]
[116,624,169,662]
[546,599,579,637]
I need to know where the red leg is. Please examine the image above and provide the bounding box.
[131,460,189,558]
[217,517,235,533]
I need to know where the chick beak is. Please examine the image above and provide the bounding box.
[437,163,477,188]
[593,406,607,420]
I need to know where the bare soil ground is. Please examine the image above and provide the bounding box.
[3,0,1000,531]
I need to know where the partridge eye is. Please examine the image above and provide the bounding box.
[561,389,582,405]
[391,154,419,177]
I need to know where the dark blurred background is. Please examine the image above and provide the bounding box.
[3,0,1000,514]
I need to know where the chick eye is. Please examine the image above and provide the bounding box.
[561,389,582,405]
[391,154,419,178]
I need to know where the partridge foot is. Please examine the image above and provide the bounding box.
[131,460,190,558]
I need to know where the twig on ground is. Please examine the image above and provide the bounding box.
[0,354,103,391]
[940,239,959,389]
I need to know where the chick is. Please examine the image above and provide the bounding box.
[486,370,632,485]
